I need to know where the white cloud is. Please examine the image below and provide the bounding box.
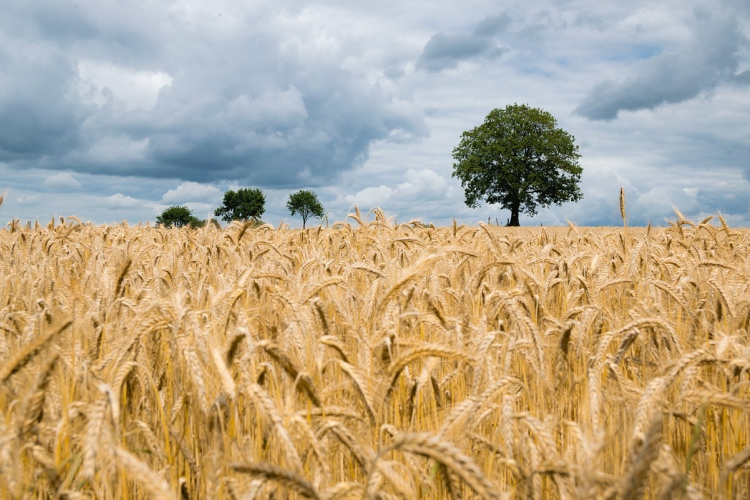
[161,181,222,204]
[344,185,395,208]
[105,193,140,210]
[77,60,172,111]
[633,185,702,220]
[183,203,215,216]
[16,195,39,206]
[333,168,466,224]
[343,169,451,208]
[83,136,150,164]
[396,168,452,201]
[44,173,82,191]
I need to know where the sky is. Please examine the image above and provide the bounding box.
[1,0,749,227]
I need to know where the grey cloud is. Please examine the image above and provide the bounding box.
[383,66,405,80]
[732,70,750,85]
[417,33,503,72]
[575,12,748,121]
[0,0,428,188]
[416,14,508,72]
[573,11,609,31]
[115,77,428,186]
[473,13,511,37]
[44,172,82,191]
[672,132,750,180]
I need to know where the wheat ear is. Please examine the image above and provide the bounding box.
[244,383,302,471]
[0,319,71,383]
[176,335,208,415]
[210,347,236,396]
[681,390,750,413]
[621,417,662,500]
[304,277,344,302]
[320,482,364,500]
[259,341,321,406]
[230,462,320,500]
[136,420,164,463]
[335,360,376,424]
[82,396,109,479]
[114,446,174,500]
[372,253,443,323]
[20,353,59,437]
[371,433,502,500]
[721,446,750,481]
[114,257,132,297]
[225,329,247,367]
[631,377,669,451]
[385,344,473,399]
[319,335,351,364]
[317,421,372,469]
[59,492,92,500]
[235,219,256,245]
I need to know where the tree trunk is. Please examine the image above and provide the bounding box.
[508,212,520,226]
[508,203,520,226]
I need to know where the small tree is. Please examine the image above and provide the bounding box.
[214,188,265,222]
[287,190,325,229]
[156,206,203,228]
[452,104,583,226]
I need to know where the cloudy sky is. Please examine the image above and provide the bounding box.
[1,0,749,227]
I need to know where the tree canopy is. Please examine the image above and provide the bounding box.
[214,188,265,222]
[156,206,204,228]
[287,190,325,228]
[452,104,583,226]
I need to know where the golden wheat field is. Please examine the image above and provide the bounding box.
[1,208,749,500]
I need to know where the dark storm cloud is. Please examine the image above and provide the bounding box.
[0,0,427,187]
[0,49,88,161]
[575,11,749,121]
[416,14,508,72]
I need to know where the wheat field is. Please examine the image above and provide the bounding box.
[1,208,749,500]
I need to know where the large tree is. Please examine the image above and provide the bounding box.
[156,206,204,228]
[214,188,265,222]
[287,190,325,229]
[452,104,583,226]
